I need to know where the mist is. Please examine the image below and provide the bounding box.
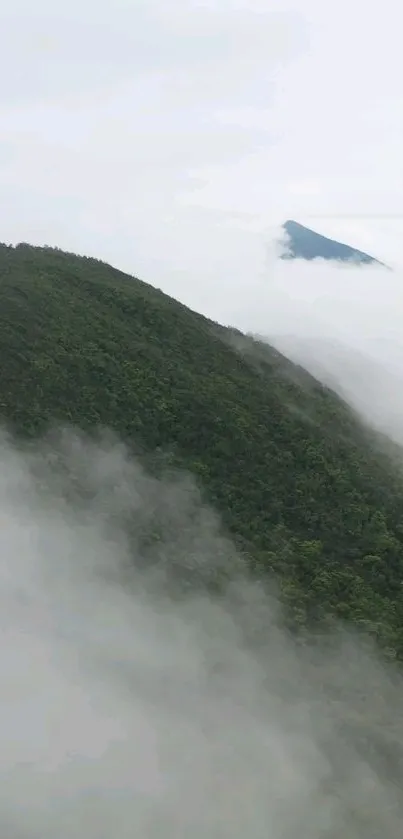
[267,263,403,448]
[157,223,403,449]
[0,427,401,837]
[184,231,403,450]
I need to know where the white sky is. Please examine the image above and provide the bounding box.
[1,0,403,310]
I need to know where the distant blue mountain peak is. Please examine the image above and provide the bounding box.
[280,219,386,267]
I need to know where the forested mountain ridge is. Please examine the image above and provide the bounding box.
[1,241,403,655]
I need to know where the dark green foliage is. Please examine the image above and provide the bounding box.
[1,242,403,654]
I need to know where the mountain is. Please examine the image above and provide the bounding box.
[1,242,403,655]
[281,219,386,266]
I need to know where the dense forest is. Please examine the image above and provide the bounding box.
[1,242,403,656]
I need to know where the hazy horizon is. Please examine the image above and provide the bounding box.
[2,0,402,283]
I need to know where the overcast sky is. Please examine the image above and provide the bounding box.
[1,0,402,312]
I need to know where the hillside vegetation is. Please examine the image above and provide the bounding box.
[2,242,403,655]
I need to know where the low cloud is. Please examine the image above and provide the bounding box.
[0,428,401,836]
[202,243,403,449]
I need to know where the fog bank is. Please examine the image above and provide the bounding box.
[0,429,401,836]
[208,247,403,448]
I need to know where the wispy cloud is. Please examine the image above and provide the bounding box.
[0,428,401,835]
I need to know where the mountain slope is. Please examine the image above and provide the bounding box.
[1,242,403,653]
[281,219,385,265]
